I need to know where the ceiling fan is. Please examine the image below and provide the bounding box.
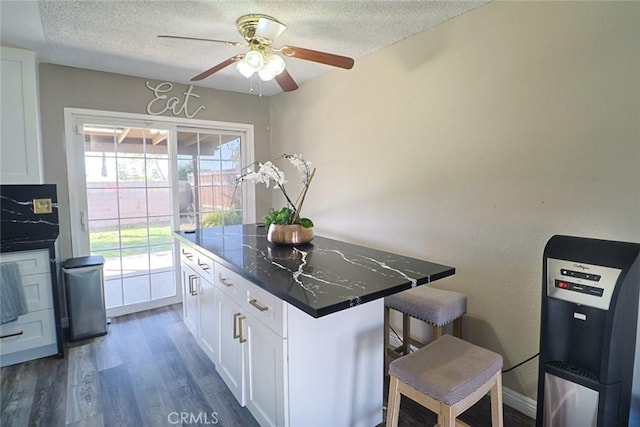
[158,14,355,92]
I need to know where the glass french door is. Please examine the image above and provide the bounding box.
[65,110,255,317]
[82,124,176,313]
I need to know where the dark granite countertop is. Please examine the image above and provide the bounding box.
[174,224,455,318]
[0,234,59,253]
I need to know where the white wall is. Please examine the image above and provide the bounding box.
[269,1,640,399]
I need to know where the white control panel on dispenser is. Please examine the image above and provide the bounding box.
[547,258,622,311]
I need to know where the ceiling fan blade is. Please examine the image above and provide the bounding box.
[255,17,287,41]
[280,45,354,70]
[191,55,243,81]
[157,35,245,47]
[275,69,299,92]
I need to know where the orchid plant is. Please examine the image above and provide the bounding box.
[237,154,316,228]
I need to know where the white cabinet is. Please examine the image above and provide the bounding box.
[0,46,43,184]
[180,243,217,362]
[198,276,217,362]
[214,262,288,427]
[0,249,58,367]
[181,261,200,338]
[177,238,288,427]
[215,289,245,404]
[244,313,287,427]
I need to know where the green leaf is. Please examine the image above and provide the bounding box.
[299,218,314,228]
[274,207,291,224]
[263,208,279,227]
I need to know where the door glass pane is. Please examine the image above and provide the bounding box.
[83,124,176,312]
[177,130,243,230]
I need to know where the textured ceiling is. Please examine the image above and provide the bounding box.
[0,1,489,96]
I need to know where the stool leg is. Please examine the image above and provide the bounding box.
[431,325,443,341]
[439,403,455,427]
[490,371,504,427]
[402,313,410,355]
[384,306,390,375]
[453,317,463,338]
[386,376,401,427]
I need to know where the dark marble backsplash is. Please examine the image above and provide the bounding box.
[0,184,59,243]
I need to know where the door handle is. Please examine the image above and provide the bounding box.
[233,312,242,339]
[238,314,247,343]
[80,210,87,232]
[188,275,198,296]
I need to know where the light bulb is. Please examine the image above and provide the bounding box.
[236,60,255,78]
[258,68,276,81]
[263,54,285,75]
[244,50,264,71]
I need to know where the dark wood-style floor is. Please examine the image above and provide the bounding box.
[1,304,535,426]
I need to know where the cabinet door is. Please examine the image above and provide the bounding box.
[0,47,42,184]
[245,314,287,427]
[216,290,245,405]
[198,278,217,362]
[181,263,200,338]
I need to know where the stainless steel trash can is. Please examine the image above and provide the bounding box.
[62,256,107,341]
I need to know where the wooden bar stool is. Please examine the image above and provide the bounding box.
[386,334,503,427]
[384,286,467,371]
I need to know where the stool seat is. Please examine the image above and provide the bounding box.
[384,286,468,374]
[389,335,503,405]
[386,335,504,427]
[385,286,467,327]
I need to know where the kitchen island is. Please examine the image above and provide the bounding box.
[174,224,455,427]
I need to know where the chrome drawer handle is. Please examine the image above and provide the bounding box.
[1,331,24,339]
[220,277,234,287]
[198,261,210,271]
[249,299,269,312]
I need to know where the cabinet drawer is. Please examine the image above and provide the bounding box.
[180,243,214,283]
[0,249,50,275]
[22,273,53,311]
[194,253,214,283]
[215,263,247,304]
[246,282,287,338]
[216,263,287,338]
[180,244,198,269]
[0,309,56,356]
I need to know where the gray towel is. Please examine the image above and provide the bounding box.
[0,262,29,324]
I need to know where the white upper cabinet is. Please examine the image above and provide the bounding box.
[0,46,43,184]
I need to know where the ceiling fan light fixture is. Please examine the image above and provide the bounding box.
[236,60,255,78]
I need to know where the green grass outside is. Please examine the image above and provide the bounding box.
[90,225,173,258]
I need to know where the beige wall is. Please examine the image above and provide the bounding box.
[269,1,640,399]
[38,64,272,260]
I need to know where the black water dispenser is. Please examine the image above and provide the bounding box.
[537,235,640,426]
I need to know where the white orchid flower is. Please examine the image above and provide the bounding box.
[258,161,287,188]
[236,153,315,227]
[285,154,312,184]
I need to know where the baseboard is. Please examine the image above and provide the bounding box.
[502,386,537,420]
[388,335,538,420]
